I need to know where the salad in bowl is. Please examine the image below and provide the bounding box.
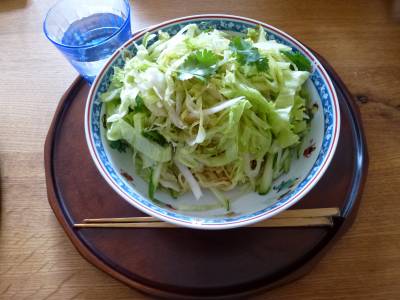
[85,15,340,229]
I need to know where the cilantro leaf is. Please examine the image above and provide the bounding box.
[230,36,259,64]
[230,36,269,72]
[142,130,168,146]
[255,57,269,72]
[178,49,220,81]
[283,51,312,72]
[133,95,146,113]
[109,140,129,152]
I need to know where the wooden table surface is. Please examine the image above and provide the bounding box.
[1,0,399,299]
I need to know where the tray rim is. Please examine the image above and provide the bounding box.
[44,53,368,299]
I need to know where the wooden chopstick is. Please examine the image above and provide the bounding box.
[74,208,339,229]
[84,216,160,223]
[74,216,333,228]
[82,208,340,224]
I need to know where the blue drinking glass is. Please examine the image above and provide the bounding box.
[43,0,132,83]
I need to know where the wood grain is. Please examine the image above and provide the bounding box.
[0,0,399,299]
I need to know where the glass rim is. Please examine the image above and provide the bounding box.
[43,0,131,49]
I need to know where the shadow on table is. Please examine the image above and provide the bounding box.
[0,0,28,13]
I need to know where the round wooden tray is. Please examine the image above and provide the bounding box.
[44,52,368,299]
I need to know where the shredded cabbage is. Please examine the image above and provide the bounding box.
[100,25,313,209]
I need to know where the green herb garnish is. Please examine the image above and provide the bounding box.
[178,49,220,81]
[283,51,312,71]
[142,130,168,146]
[109,140,129,152]
[133,95,146,113]
[230,36,268,71]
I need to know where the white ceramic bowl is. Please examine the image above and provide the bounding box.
[85,15,340,230]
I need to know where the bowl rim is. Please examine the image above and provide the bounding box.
[85,14,341,230]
